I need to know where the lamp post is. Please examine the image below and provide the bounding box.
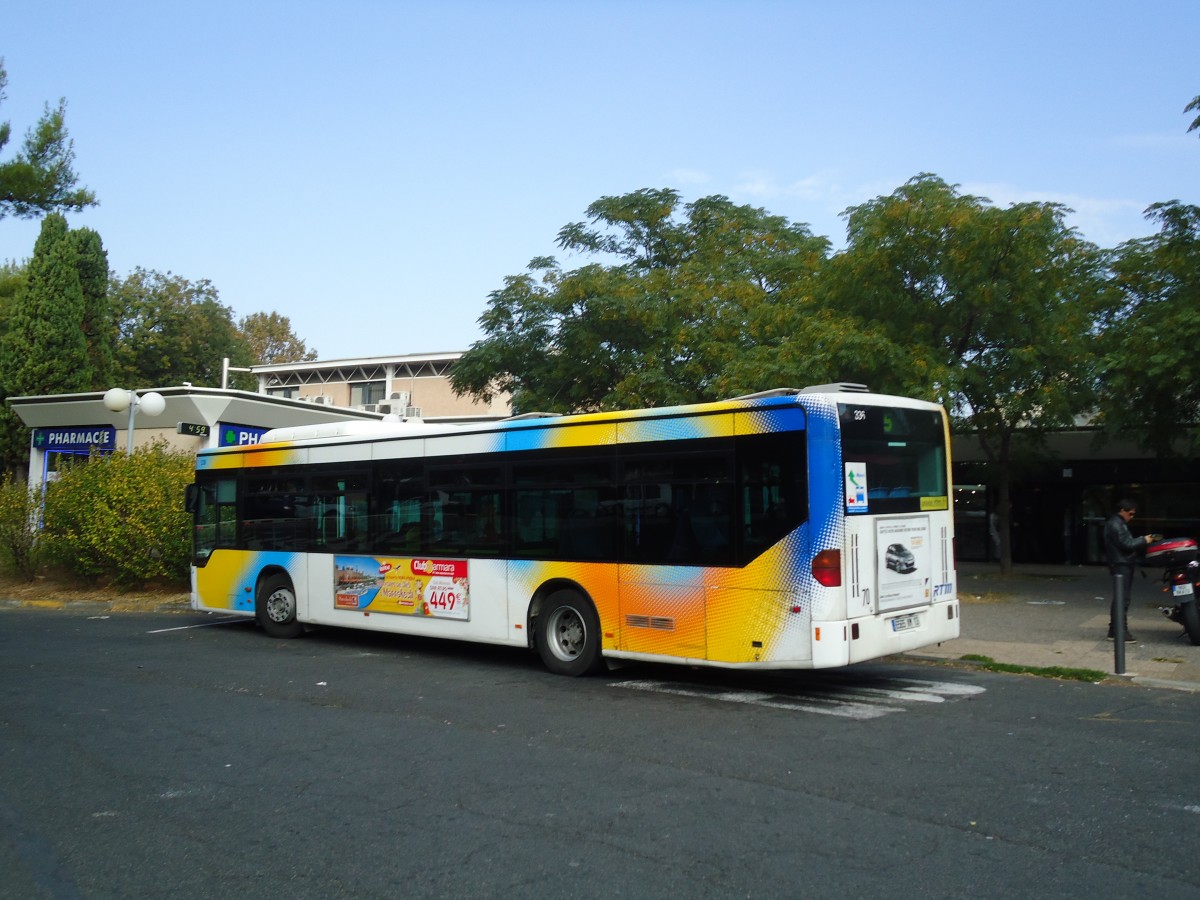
[222,357,253,389]
[102,388,166,455]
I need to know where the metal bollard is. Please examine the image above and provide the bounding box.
[1113,572,1125,675]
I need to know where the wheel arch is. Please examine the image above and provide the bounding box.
[255,563,293,594]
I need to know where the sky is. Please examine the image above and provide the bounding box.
[2,0,1197,364]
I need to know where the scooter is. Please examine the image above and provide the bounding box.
[1146,537,1200,645]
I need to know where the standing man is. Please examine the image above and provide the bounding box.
[1104,498,1154,642]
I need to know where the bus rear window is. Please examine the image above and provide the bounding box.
[838,404,947,513]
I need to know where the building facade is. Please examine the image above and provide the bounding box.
[248,351,511,421]
[951,428,1200,565]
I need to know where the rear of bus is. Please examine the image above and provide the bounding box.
[805,390,959,666]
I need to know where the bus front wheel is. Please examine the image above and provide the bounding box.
[535,590,605,676]
[256,574,302,639]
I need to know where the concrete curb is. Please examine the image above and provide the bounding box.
[0,597,189,614]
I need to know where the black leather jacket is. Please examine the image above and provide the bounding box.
[1104,513,1144,569]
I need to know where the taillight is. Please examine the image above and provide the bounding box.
[812,549,841,587]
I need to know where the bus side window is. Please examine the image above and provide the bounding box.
[738,432,807,565]
[310,471,369,553]
[512,455,617,562]
[243,475,311,551]
[619,450,733,566]
[425,464,505,558]
[194,477,237,563]
[370,462,425,554]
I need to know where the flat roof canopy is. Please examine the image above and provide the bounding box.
[7,386,385,431]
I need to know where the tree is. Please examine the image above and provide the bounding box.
[0,259,26,320]
[1099,201,1200,455]
[826,175,1106,572]
[111,268,249,388]
[452,188,831,412]
[69,227,114,389]
[0,214,95,472]
[0,59,96,221]
[238,311,317,364]
[1187,94,1200,138]
[0,214,92,393]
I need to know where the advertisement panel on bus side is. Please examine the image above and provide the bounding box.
[334,555,469,620]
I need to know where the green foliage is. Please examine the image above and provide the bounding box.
[0,58,97,221]
[457,178,1104,452]
[1,215,94,393]
[957,654,1108,682]
[1099,201,1200,453]
[1187,94,1200,138]
[71,227,115,389]
[0,214,102,473]
[238,311,318,364]
[452,189,832,412]
[99,269,307,392]
[111,268,250,388]
[0,260,27,363]
[827,174,1104,424]
[0,474,43,580]
[41,444,194,589]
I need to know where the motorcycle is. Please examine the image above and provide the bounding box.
[1146,537,1200,645]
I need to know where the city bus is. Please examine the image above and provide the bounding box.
[187,384,959,675]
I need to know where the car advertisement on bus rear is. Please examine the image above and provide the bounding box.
[876,516,931,611]
[333,556,469,620]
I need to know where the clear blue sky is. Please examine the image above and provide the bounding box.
[2,1,1197,363]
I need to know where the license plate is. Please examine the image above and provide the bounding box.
[891,613,920,632]
[1172,582,1195,597]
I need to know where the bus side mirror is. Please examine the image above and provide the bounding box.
[184,484,198,514]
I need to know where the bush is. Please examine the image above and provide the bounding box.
[0,475,45,580]
[42,443,194,589]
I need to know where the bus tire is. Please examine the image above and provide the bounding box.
[535,589,605,676]
[256,574,303,639]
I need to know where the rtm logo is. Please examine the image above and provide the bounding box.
[932,582,954,598]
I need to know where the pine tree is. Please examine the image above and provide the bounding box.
[69,227,114,389]
[5,213,92,394]
[0,214,94,474]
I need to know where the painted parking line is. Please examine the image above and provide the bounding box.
[611,677,985,720]
[146,617,248,634]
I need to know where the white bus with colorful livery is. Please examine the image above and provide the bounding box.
[187,384,959,675]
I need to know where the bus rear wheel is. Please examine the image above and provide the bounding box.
[535,590,605,676]
[256,574,302,639]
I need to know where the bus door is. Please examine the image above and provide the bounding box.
[618,451,732,661]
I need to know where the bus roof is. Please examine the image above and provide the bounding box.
[199,385,939,460]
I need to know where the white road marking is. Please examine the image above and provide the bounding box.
[611,677,984,719]
[146,617,248,633]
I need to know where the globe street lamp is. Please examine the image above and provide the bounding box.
[103,388,166,455]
